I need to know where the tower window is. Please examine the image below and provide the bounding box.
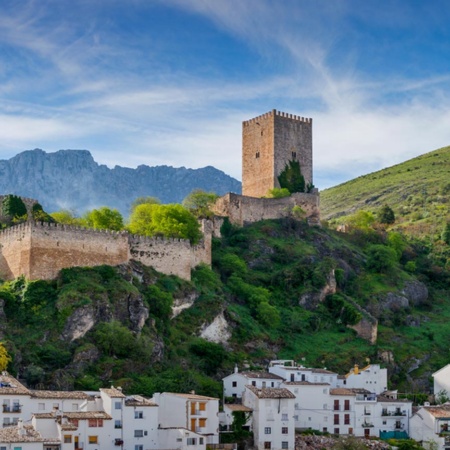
[261,131,263,136]
[292,151,297,158]
[256,152,260,159]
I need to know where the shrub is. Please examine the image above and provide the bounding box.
[366,245,398,273]
[278,160,305,193]
[267,188,290,198]
[378,204,396,224]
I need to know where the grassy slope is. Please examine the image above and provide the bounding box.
[321,146,450,238]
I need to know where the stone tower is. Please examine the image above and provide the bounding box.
[242,109,313,198]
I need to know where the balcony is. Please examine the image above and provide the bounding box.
[196,427,206,433]
[356,394,376,402]
[2,405,21,413]
[362,423,374,428]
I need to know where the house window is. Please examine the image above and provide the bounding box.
[264,443,271,449]
[334,414,339,425]
[135,446,143,450]
[271,382,274,387]
[199,438,204,444]
[344,414,350,425]
[292,151,297,158]
[344,400,350,411]
[323,388,328,394]
[68,419,79,427]
[232,381,237,387]
[187,438,196,445]
[324,416,328,422]
[38,403,45,411]
[282,413,288,421]
[72,403,79,411]
[88,418,103,427]
[252,381,256,386]
[115,401,122,409]
[282,427,288,434]
[262,382,266,388]
[135,411,143,419]
[88,436,98,444]
[256,152,260,159]
[64,435,72,443]
[115,420,122,429]
[13,448,22,450]
[334,400,340,411]
[53,403,59,409]
[282,442,289,449]
[334,428,339,435]
[134,430,144,438]
[383,420,387,425]
[265,427,271,434]
[323,404,328,410]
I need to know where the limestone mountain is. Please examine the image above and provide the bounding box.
[0,149,241,215]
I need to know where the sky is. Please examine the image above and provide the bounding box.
[1,0,450,189]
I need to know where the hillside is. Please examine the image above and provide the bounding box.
[0,149,241,215]
[321,145,450,238]
[0,217,449,399]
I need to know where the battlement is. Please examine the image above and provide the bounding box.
[243,109,312,127]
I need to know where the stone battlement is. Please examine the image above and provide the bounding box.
[0,221,211,281]
[243,109,312,127]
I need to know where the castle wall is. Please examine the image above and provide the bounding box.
[0,222,212,282]
[242,110,313,197]
[211,192,320,226]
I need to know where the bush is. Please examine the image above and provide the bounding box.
[366,245,397,273]
[278,160,305,193]
[378,204,395,224]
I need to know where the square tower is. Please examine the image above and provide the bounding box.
[242,109,313,197]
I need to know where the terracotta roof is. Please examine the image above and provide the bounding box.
[0,373,30,395]
[283,381,329,386]
[62,411,112,420]
[100,387,126,398]
[60,423,78,431]
[330,388,371,396]
[31,390,89,399]
[225,404,252,412]
[425,405,450,418]
[33,413,56,419]
[246,385,296,399]
[240,371,284,380]
[0,424,59,443]
[164,392,218,401]
[125,395,157,407]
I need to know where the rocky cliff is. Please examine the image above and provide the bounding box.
[0,149,241,215]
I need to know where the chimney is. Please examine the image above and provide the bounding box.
[354,364,359,375]
[234,364,238,374]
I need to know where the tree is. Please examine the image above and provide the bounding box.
[31,203,54,223]
[130,196,161,213]
[1,195,27,224]
[128,203,202,244]
[50,209,83,226]
[182,189,219,218]
[266,188,290,198]
[277,160,305,193]
[0,342,11,371]
[256,301,280,328]
[345,210,376,230]
[387,231,407,260]
[378,204,396,224]
[366,244,398,273]
[82,207,124,231]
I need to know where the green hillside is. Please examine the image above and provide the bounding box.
[0,216,449,399]
[321,145,450,239]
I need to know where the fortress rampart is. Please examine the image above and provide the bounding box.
[211,191,320,226]
[0,221,211,281]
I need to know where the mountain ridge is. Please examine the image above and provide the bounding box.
[0,149,242,215]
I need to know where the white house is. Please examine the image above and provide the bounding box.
[374,395,412,437]
[433,365,450,398]
[410,404,450,450]
[337,364,388,395]
[268,360,339,386]
[223,367,284,400]
[152,392,219,446]
[242,385,295,450]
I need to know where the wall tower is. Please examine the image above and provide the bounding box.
[242,109,313,198]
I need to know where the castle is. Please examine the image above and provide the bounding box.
[212,109,320,225]
[0,109,319,281]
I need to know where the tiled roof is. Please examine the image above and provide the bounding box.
[0,424,59,443]
[31,390,89,399]
[246,385,296,399]
[125,395,157,407]
[165,392,218,401]
[0,373,30,395]
[240,371,284,380]
[62,411,112,420]
[225,404,253,412]
[330,388,371,396]
[425,405,450,418]
[283,381,329,386]
[60,423,78,431]
[100,387,126,398]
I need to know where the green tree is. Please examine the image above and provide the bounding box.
[277,160,305,193]
[93,321,135,357]
[442,222,450,245]
[2,195,27,223]
[345,210,375,230]
[387,232,407,260]
[366,244,398,273]
[50,209,82,226]
[82,207,124,231]
[266,188,290,198]
[128,203,201,244]
[378,204,396,224]
[256,301,280,328]
[182,189,219,218]
[0,342,11,371]
[31,203,54,223]
[130,196,161,213]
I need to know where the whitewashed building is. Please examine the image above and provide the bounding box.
[336,364,388,395]
[410,404,450,450]
[242,385,295,450]
[433,365,450,398]
[268,360,339,386]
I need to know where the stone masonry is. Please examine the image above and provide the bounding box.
[242,109,313,198]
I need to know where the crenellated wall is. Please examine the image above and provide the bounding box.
[211,191,320,226]
[0,221,211,281]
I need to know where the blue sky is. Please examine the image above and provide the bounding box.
[1,0,450,189]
